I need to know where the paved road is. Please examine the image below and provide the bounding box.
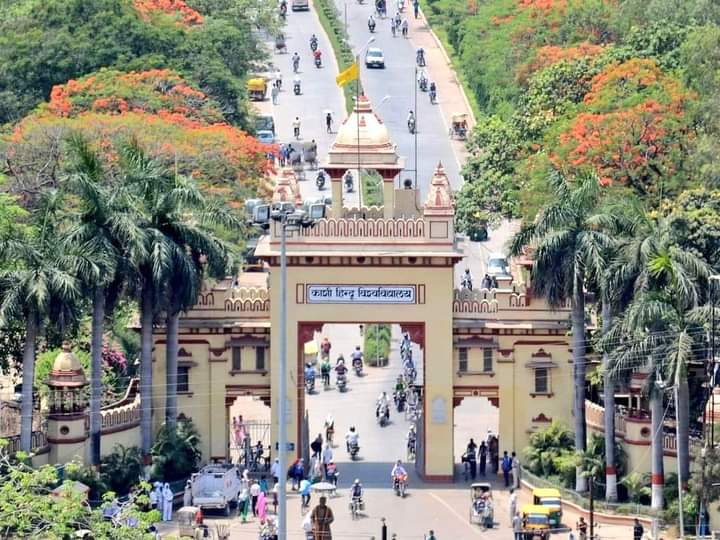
[335,0,462,197]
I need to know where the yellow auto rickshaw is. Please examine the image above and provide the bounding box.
[521,504,551,540]
[304,339,319,365]
[532,487,562,527]
[247,78,267,101]
[177,506,208,539]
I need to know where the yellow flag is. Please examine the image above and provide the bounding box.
[336,62,359,87]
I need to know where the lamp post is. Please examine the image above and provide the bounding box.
[247,201,325,540]
[355,37,375,208]
[710,275,720,448]
[413,65,418,189]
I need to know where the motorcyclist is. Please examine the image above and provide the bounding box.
[368,14,376,31]
[394,375,405,395]
[407,110,416,132]
[320,356,332,387]
[416,47,425,66]
[326,462,339,485]
[401,18,408,36]
[351,346,363,369]
[344,170,353,191]
[336,358,348,373]
[345,426,359,452]
[292,52,300,72]
[316,170,326,189]
[310,34,318,49]
[320,336,332,360]
[407,425,416,452]
[462,268,473,290]
[313,49,322,67]
[390,17,397,36]
[324,414,335,442]
[351,478,364,504]
[304,363,315,385]
[417,69,428,90]
[429,81,437,102]
[376,391,389,418]
[391,460,408,485]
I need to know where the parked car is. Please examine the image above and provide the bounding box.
[257,130,275,144]
[365,48,385,68]
[190,464,242,516]
[291,0,309,10]
[486,252,509,277]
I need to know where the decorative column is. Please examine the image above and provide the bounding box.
[325,167,347,218]
[45,343,89,465]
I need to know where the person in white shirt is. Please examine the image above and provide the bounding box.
[509,488,517,521]
[270,458,280,485]
[250,480,261,517]
[321,444,333,478]
[345,426,359,452]
[391,460,407,479]
[161,483,174,522]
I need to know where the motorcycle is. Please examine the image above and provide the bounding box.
[393,475,408,497]
[349,497,363,519]
[310,37,318,52]
[344,171,354,192]
[325,424,334,445]
[293,57,300,73]
[407,117,416,134]
[416,51,425,67]
[395,390,407,412]
[349,440,360,460]
[353,359,363,376]
[337,372,347,392]
[368,19,376,32]
[377,403,390,426]
[305,375,315,394]
[461,276,472,290]
[293,81,301,95]
[314,55,322,68]
[418,76,428,92]
[316,172,326,190]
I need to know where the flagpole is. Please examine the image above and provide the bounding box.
[356,54,362,209]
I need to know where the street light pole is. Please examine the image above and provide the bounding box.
[278,219,289,539]
[413,65,418,189]
[711,275,720,448]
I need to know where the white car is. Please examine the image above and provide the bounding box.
[487,252,509,276]
[365,48,385,68]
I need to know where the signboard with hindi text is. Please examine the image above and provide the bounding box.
[306,284,416,304]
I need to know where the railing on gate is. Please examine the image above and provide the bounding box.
[231,421,271,472]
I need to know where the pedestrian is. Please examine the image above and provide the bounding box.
[271,84,279,105]
[413,0,419,18]
[271,457,280,485]
[259,475,269,494]
[633,518,644,540]
[150,481,161,510]
[425,530,437,540]
[161,482,174,522]
[491,275,499,289]
[466,438,477,480]
[501,451,512,487]
[310,496,334,540]
[326,111,333,133]
[300,478,312,508]
[275,68,282,89]
[322,443,333,478]
[511,451,521,489]
[292,116,301,139]
[577,516,588,540]
[183,480,192,507]
[250,479,261,516]
[311,434,323,458]
[272,483,278,514]
[567,530,576,540]
[512,512,522,540]
[257,490,267,522]
[509,488,517,521]
[479,441,487,476]
[238,487,250,522]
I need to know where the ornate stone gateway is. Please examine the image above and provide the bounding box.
[149,96,574,480]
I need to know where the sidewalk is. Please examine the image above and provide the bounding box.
[405,3,475,168]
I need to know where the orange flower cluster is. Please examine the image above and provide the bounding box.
[556,99,683,190]
[49,76,99,117]
[584,59,661,105]
[518,0,567,13]
[527,42,604,72]
[134,0,203,26]
[491,14,515,25]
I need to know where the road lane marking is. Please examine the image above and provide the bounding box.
[427,491,484,536]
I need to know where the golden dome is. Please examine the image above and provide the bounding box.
[48,342,87,387]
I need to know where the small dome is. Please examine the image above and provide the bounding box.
[48,342,87,387]
[332,95,393,150]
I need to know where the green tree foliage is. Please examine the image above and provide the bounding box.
[101,444,145,496]
[151,417,202,482]
[523,421,574,478]
[0,0,274,126]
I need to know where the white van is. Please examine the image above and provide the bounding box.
[190,464,242,515]
[291,0,309,10]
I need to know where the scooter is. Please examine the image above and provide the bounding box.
[416,51,425,67]
[353,360,363,376]
[337,373,348,392]
[310,37,318,51]
[393,476,407,497]
[349,441,360,460]
[344,171,354,192]
[293,57,300,73]
[368,20,376,32]
[305,375,315,394]
[316,171,325,190]
[418,76,428,92]
[395,390,406,412]
[314,55,322,68]
[377,403,390,426]
[407,117,416,134]
[293,81,301,95]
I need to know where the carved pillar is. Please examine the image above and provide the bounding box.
[325,167,347,218]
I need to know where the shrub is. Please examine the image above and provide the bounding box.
[101,444,145,496]
[151,417,201,482]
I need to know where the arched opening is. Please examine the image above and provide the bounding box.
[453,395,499,481]
[228,395,271,468]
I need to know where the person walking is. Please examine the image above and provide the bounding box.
[412,0,419,18]
[501,451,512,487]
[161,483,174,522]
[633,518,644,540]
[466,438,477,480]
[322,443,333,478]
[271,458,280,485]
[512,512,522,540]
[292,116,301,139]
[311,496,335,540]
[183,480,192,507]
[271,84,279,105]
[325,111,333,133]
[238,487,250,523]
[479,441,488,476]
[250,479,261,516]
[509,488,517,521]
[577,516,588,540]
[257,490,267,522]
[511,451,521,489]
[311,434,323,458]
[425,531,437,540]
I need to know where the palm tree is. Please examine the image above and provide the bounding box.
[510,172,614,492]
[0,192,84,452]
[62,134,145,467]
[603,220,710,509]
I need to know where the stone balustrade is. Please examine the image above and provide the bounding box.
[452,287,571,321]
[188,278,270,319]
[3,430,47,455]
[296,217,428,240]
[101,379,141,432]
